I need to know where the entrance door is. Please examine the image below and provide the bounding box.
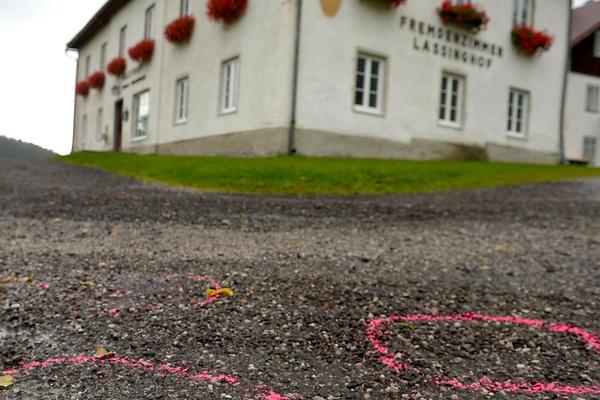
[114,100,123,152]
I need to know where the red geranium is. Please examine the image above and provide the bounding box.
[207,0,247,24]
[384,0,407,7]
[88,71,106,89]
[165,15,196,43]
[437,0,489,31]
[107,57,127,77]
[76,81,90,97]
[512,25,553,56]
[128,39,155,63]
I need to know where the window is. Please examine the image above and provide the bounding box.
[354,54,385,113]
[507,88,529,137]
[96,108,103,139]
[513,0,533,26]
[175,78,189,124]
[221,58,239,113]
[81,114,87,138]
[586,85,599,113]
[594,31,600,58]
[180,0,192,16]
[438,73,464,127]
[145,5,155,39]
[133,90,150,138]
[119,26,127,57]
[453,0,471,4]
[85,55,91,77]
[100,42,107,70]
[584,137,597,164]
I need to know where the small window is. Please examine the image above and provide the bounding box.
[354,54,385,114]
[175,77,189,124]
[180,0,192,16]
[586,85,599,113]
[96,108,103,139]
[85,55,91,77]
[439,73,465,127]
[100,42,107,70]
[81,114,88,139]
[594,31,600,58]
[584,137,597,164]
[513,0,533,26]
[221,58,239,113]
[507,88,529,137]
[119,26,127,57]
[145,5,155,39]
[133,90,150,139]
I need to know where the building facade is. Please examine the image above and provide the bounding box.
[69,0,570,163]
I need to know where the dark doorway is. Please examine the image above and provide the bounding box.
[114,100,123,152]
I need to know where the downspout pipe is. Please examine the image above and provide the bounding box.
[559,0,573,164]
[288,0,303,155]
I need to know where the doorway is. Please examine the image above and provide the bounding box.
[114,100,123,152]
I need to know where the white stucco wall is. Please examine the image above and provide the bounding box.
[296,0,569,159]
[565,72,600,165]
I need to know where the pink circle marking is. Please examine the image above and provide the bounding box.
[366,313,600,397]
[0,353,289,399]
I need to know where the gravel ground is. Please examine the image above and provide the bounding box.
[1,157,600,399]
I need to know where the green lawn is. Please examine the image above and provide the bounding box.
[60,152,600,196]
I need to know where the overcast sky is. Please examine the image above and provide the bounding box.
[0,0,591,155]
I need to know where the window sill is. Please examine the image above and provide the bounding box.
[131,135,148,143]
[175,119,188,126]
[438,120,462,130]
[353,107,385,118]
[219,109,237,116]
[506,132,528,141]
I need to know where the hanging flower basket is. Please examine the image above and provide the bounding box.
[511,25,553,56]
[128,39,155,63]
[107,57,127,77]
[76,81,90,97]
[207,0,248,24]
[437,1,489,31]
[88,71,106,89]
[165,15,196,43]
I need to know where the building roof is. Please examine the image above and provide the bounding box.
[572,1,600,46]
[67,0,130,50]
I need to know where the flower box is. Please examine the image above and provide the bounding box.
[76,81,90,97]
[437,1,489,31]
[207,0,248,24]
[107,57,127,77]
[511,25,553,56]
[128,39,155,63]
[165,15,196,43]
[88,71,106,89]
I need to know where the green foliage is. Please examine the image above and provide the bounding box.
[0,136,56,159]
[60,152,600,196]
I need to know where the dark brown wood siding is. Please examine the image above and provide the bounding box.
[572,33,600,77]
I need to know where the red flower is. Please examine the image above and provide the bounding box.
[165,15,196,43]
[128,39,155,63]
[107,57,127,77]
[88,71,106,89]
[207,0,247,24]
[76,81,90,97]
[437,0,489,31]
[384,0,407,7]
[512,25,553,56]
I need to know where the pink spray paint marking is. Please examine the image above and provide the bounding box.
[366,312,600,397]
[0,353,290,399]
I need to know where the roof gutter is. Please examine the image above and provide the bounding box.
[559,0,573,164]
[288,0,303,155]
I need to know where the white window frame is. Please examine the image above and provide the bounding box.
[132,90,150,139]
[584,136,597,164]
[438,73,465,128]
[96,108,104,139]
[119,26,127,57]
[354,53,386,115]
[145,5,155,39]
[180,0,193,16]
[175,77,189,124]
[507,88,529,138]
[221,57,239,114]
[586,85,600,113]
[594,31,600,58]
[100,42,107,70]
[513,0,533,26]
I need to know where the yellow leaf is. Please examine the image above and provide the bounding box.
[95,348,115,358]
[81,280,96,287]
[206,288,235,298]
[0,375,14,388]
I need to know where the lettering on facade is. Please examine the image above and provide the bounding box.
[400,15,503,69]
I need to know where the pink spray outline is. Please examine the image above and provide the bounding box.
[366,313,600,397]
[0,353,290,399]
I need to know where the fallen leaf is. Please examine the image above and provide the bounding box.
[81,280,96,287]
[206,288,235,298]
[95,348,115,358]
[0,375,14,388]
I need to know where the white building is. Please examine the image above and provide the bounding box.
[69,0,570,163]
[565,1,600,166]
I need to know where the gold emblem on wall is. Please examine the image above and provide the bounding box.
[320,0,342,17]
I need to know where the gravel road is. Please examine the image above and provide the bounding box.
[1,157,600,399]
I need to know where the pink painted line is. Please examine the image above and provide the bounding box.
[366,313,600,397]
[0,354,291,398]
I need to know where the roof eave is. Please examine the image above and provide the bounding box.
[66,0,130,50]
